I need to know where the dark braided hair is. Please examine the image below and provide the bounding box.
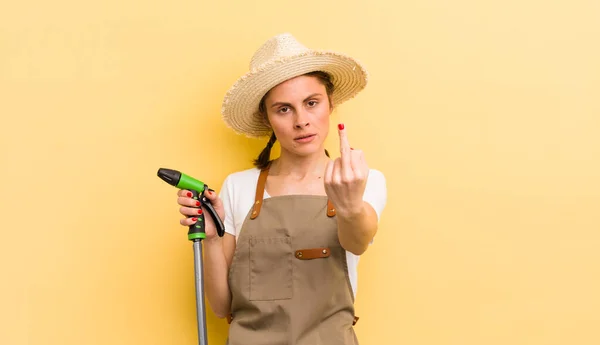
[253,71,334,170]
[253,132,278,169]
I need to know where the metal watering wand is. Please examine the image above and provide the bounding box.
[157,168,226,345]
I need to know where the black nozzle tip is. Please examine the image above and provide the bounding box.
[157,168,181,187]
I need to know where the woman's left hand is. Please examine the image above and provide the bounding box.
[324,124,370,218]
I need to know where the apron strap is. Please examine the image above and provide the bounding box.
[250,164,337,219]
[326,199,336,217]
[250,167,269,219]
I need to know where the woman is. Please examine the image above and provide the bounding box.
[175,33,387,344]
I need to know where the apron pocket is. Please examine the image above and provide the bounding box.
[249,237,293,301]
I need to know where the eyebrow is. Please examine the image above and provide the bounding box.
[270,93,323,108]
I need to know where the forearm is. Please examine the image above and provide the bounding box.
[202,237,232,318]
[337,202,378,255]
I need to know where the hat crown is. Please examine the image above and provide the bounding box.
[249,33,309,70]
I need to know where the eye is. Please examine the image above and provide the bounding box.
[307,100,318,107]
[278,106,290,113]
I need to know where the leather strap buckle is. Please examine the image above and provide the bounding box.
[295,247,331,260]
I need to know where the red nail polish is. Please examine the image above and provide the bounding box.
[196,201,200,206]
[198,209,203,214]
[187,192,192,197]
[338,123,344,130]
[192,217,197,221]
[351,147,354,150]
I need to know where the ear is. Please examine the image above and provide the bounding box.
[257,110,272,128]
[264,116,272,129]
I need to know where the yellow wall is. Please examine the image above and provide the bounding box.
[2,0,599,344]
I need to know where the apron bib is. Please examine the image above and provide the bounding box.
[226,165,359,345]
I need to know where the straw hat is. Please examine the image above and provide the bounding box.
[220,33,369,138]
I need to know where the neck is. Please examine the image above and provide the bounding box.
[270,148,330,179]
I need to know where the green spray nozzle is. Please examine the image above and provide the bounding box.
[157,168,225,240]
[157,168,206,193]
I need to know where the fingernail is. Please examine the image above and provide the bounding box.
[187,192,192,197]
[192,217,197,221]
[338,123,344,130]
[351,147,354,150]
[196,201,200,206]
[198,209,203,214]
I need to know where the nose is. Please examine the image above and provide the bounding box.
[294,121,309,129]
[294,110,310,129]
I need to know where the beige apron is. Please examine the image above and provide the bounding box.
[225,165,360,345]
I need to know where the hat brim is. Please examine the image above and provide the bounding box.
[221,50,369,138]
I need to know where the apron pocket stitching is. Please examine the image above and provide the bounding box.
[249,236,293,301]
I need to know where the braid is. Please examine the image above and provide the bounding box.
[253,132,277,169]
[267,132,277,148]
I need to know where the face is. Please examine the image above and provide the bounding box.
[263,75,333,156]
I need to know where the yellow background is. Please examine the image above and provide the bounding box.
[1,0,599,344]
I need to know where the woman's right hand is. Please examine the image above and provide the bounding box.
[177,188,226,242]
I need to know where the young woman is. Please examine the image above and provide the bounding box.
[175,33,387,344]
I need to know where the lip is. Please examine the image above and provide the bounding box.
[294,133,316,143]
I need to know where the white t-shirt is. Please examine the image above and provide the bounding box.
[218,167,387,299]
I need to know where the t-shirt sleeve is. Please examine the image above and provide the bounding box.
[363,168,387,222]
[218,174,236,237]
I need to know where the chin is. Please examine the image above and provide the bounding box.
[290,144,323,156]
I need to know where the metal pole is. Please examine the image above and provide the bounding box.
[193,239,208,345]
